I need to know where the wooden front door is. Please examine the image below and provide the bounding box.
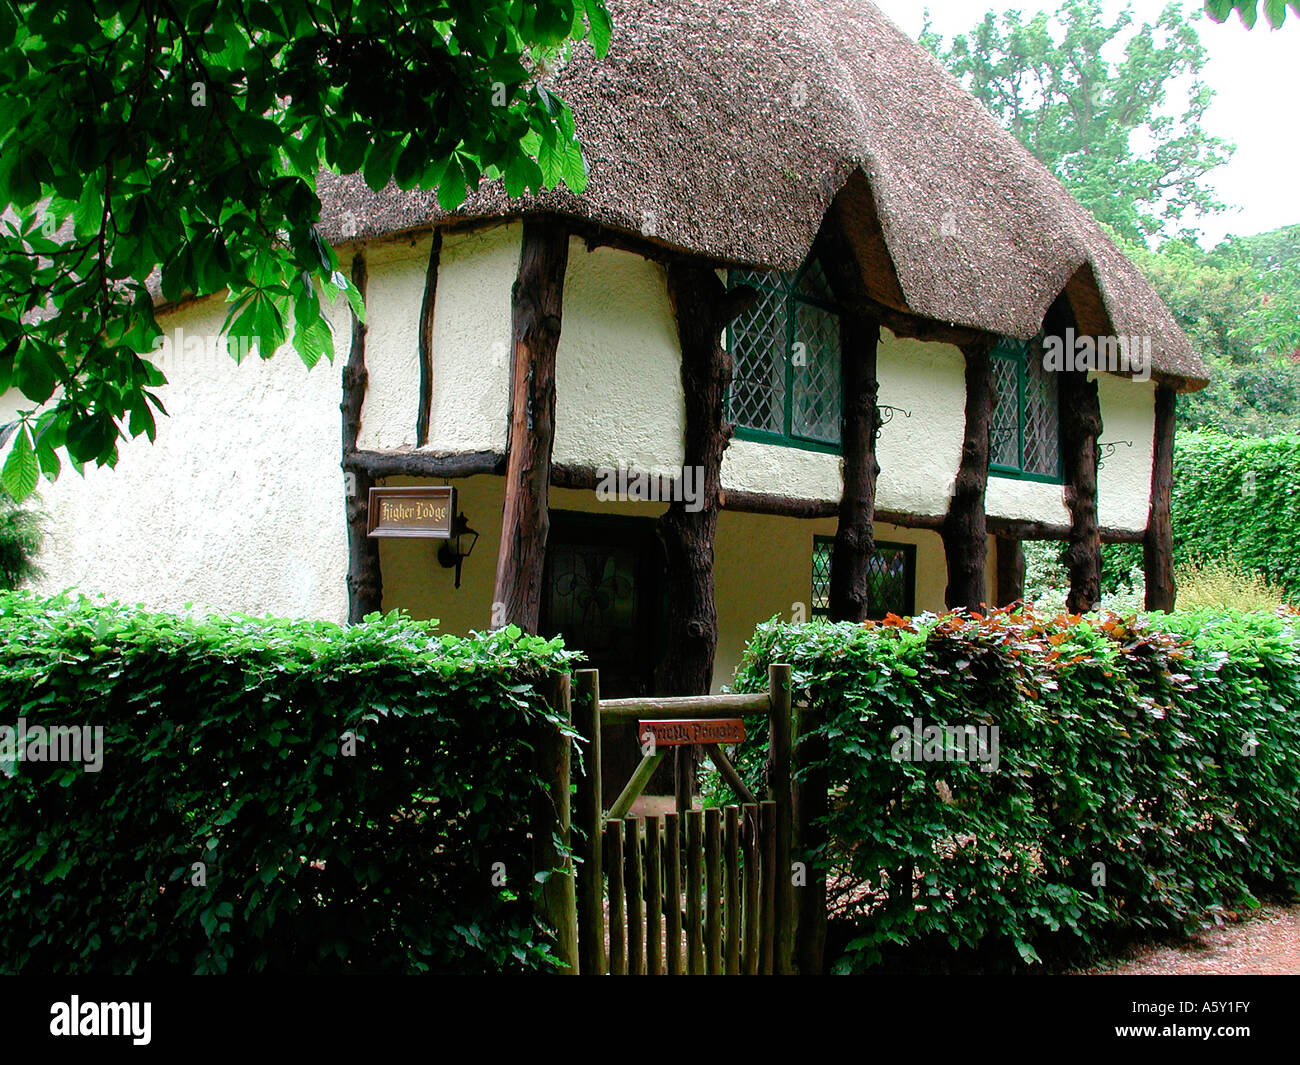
[541,512,666,804]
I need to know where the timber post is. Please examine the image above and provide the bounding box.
[658,261,756,806]
[532,671,579,973]
[493,218,569,633]
[942,338,995,610]
[830,311,883,621]
[341,249,383,622]
[1144,383,1177,611]
[767,663,796,974]
[1060,369,1104,613]
[995,535,1026,606]
[794,695,829,974]
[571,669,604,976]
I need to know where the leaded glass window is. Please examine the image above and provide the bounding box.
[726,260,843,452]
[811,538,917,620]
[989,334,1062,482]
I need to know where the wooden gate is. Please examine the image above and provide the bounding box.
[569,664,796,975]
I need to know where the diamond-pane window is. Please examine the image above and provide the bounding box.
[726,259,843,452]
[989,333,1062,482]
[811,537,916,620]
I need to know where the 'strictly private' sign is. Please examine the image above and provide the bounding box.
[637,719,746,747]
[366,486,456,539]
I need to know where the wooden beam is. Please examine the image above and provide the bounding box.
[341,250,382,622]
[415,230,441,447]
[995,535,1026,606]
[1144,383,1177,611]
[493,218,569,632]
[344,448,504,479]
[829,311,882,621]
[942,339,994,610]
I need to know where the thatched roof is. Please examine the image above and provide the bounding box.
[317,0,1206,389]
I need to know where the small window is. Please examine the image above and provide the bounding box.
[726,260,842,453]
[989,333,1061,482]
[811,537,917,620]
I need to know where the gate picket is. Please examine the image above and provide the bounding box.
[607,820,625,975]
[625,818,644,974]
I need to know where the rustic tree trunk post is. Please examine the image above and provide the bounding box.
[942,339,995,610]
[415,230,441,448]
[1060,367,1104,613]
[493,219,569,633]
[1144,383,1177,611]
[341,250,383,622]
[995,535,1026,606]
[829,313,882,621]
[657,262,756,805]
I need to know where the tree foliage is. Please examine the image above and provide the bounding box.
[1119,226,1300,435]
[1205,0,1299,27]
[922,0,1233,245]
[0,0,611,498]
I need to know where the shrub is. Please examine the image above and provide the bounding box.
[730,607,1300,971]
[1175,557,1292,611]
[0,591,577,974]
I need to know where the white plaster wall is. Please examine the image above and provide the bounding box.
[1097,372,1155,533]
[354,236,429,452]
[875,331,965,517]
[425,224,517,453]
[1,296,349,619]
[356,224,517,454]
[554,240,685,474]
[985,475,1071,526]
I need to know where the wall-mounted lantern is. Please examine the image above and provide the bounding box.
[437,513,480,589]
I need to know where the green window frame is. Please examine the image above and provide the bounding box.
[725,260,844,454]
[811,537,917,620]
[988,333,1063,484]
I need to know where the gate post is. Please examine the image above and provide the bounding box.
[768,663,796,974]
[572,669,605,975]
[795,698,829,974]
[533,671,579,973]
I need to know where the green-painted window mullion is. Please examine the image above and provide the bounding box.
[780,293,790,439]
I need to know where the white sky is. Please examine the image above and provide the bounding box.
[873,0,1299,246]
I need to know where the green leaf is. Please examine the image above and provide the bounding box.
[2,425,39,501]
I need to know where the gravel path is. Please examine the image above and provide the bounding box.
[1079,904,1300,975]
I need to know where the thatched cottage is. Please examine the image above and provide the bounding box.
[5,0,1204,699]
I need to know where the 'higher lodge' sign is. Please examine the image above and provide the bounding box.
[366,486,456,539]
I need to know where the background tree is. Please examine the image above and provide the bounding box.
[0,0,611,499]
[1121,227,1300,435]
[922,0,1233,245]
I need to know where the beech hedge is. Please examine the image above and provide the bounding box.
[732,607,1300,971]
[0,591,576,974]
[1170,432,1300,594]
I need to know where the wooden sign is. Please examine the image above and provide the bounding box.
[638,719,746,747]
[367,486,456,539]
